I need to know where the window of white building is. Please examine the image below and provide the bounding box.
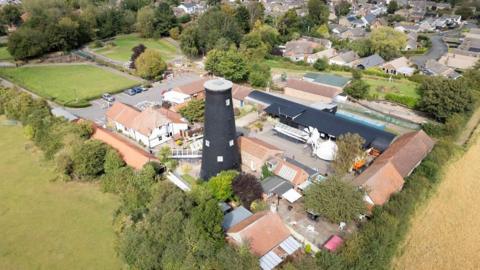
[217,156,223,162]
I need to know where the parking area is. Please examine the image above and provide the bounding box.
[66,73,200,125]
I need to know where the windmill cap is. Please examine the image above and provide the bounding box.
[204,78,233,92]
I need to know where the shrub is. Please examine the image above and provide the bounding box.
[313,57,329,71]
[384,94,417,108]
[71,140,108,180]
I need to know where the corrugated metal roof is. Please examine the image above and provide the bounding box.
[260,251,282,270]
[279,236,302,255]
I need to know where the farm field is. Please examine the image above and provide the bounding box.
[393,133,480,270]
[92,34,178,62]
[0,64,140,106]
[0,47,12,61]
[0,118,122,269]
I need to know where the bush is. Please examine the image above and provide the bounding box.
[71,140,108,180]
[344,80,370,99]
[384,93,417,108]
[313,57,329,71]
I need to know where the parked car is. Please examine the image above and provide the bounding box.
[124,88,137,96]
[132,86,143,94]
[102,93,115,102]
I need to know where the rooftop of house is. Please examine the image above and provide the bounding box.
[273,158,311,186]
[438,53,479,70]
[173,77,209,95]
[232,84,253,101]
[382,56,411,70]
[222,206,253,230]
[261,176,294,196]
[375,130,435,178]
[329,50,360,64]
[285,78,342,98]
[354,54,385,69]
[309,48,338,59]
[303,72,351,88]
[106,102,185,136]
[227,211,292,257]
[352,160,405,205]
[425,59,461,79]
[238,136,284,161]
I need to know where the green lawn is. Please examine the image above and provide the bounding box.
[0,118,122,269]
[0,64,140,106]
[92,34,178,62]
[364,75,420,99]
[265,57,315,73]
[0,47,12,61]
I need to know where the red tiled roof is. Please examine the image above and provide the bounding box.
[91,125,156,170]
[375,130,435,177]
[273,159,309,186]
[286,79,342,98]
[106,102,186,137]
[232,84,253,101]
[352,161,405,205]
[227,211,291,256]
[173,78,209,95]
[238,136,284,160]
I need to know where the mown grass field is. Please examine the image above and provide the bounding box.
[0,47,12,61]
[266,57,315,74]
[393,132,480,270]
[0,118,122,269]
[364,75,420,100]
[92,34,178,62]
[0,64,140,106]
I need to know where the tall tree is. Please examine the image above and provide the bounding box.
[235,5,251,33]
[232,174,263,209]
[0,4,22,26]
[418,77,474,121]
[387,0,399,14]
[206,170,239,200]
[335,1,352,16]
[135,49,167,79]
[304,177,366,223]
[129,44,146,69]
[370,26,407,60]
[332,133,365,176]
[153,2,177,37]
[307,0,329,26]
[136,5,155,37]
[205,48,249,82]
[246,1,265,25]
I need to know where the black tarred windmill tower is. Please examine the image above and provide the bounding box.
[200,78,240,180]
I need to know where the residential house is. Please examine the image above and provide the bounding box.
[232,84,253,108]
[261,176,294,198]
[424,59,462,79]
[106,102,188,148]
[353,130,434,206]
[283,37,331,62]
[438,52,479,70]
[405,32,418,50]
[354,54,385,69]
[91,125,157,170]
[226,210,302,270]
[328,51,361,67]
[457,38,480,57]
[306,48,338,64]
[339,28,367,40]
[222,206,253,230]
[465,28,480,40]
[162,78,209,105]
[238,136,284,174]
[303,72,351,89]
[381,56,415,76]
[330,24,349,36]
[177,3,199,14]
[272,158,312,186]
[394,23,421,33]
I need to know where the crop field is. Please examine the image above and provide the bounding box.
[92,34,178,62]
[0,64,140,106]
[0,118,122,269]
[393,133,480,270]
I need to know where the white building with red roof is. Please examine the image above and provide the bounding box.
[106,102,188,148]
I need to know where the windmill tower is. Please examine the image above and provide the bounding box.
[200,78,240,180]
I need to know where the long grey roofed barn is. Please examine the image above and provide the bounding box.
[247,90,395,152]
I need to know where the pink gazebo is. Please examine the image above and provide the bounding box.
[323,235,344,252]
